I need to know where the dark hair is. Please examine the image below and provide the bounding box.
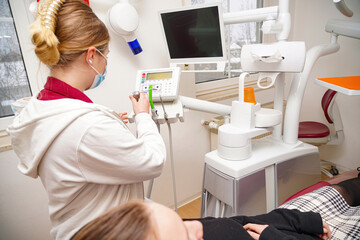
[332,178,360,207]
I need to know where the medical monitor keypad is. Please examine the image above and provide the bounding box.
[136,68,180,102]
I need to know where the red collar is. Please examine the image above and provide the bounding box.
[38,77,93,103]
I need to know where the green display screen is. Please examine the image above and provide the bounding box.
[146,72,172,80]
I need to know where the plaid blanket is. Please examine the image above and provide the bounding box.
[279,186,360,240]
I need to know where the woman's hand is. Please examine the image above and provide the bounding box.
[129,92,150,115]
[317,221,331,240]
[118,112,128,124]
[243,223,269,240]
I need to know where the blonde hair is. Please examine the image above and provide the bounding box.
[71,200,158,240]
[30,0,110,67]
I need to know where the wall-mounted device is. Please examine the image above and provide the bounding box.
[133,67,182,212]
[129,67,183,124]
[159,3,227,65]
[107,0,142,55]
[135,67,181,102]
[333,0,353,17]
[325,19,360,39]
[240,41,306,73]
[132,67,182,212]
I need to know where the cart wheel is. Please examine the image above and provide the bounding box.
[330,167,339,176]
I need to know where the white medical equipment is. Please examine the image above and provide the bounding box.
[216,75,283,161]
[241,42,306,72]
[129,67,184,211]
[325,19,360,39]
[240,41,306,89]
[157,0,359,218]
[129,67,184,124]
[198,0,317,212]
[283,16,360,146]
[157,1,317,216]
[106,0,142,55]
[333,0,353,17]
[135,68,181,102]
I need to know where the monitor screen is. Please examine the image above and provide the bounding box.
[159,4,226,64]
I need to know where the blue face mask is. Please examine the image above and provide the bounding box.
[88,48,108,89]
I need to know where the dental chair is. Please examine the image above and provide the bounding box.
[298,89,344,145]
[298,89,344,175]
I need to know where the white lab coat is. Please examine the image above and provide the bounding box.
[7,97,166,240]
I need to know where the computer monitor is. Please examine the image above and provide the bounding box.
[159,3,227,65]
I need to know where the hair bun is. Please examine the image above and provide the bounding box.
[29,0,66,66]
[30,18,60,65]
[30,0,109,67]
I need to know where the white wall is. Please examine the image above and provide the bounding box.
[290,0,360,170]
[0,150,52,240]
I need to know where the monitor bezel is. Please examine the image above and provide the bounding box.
[159,3,227,65]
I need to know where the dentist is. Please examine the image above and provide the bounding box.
[7,0,166,239]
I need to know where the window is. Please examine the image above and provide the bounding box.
[0,0,32,118]
[191,0,263,84]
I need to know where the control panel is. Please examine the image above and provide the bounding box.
[135,67,181,102]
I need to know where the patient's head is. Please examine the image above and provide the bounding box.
[332,177,360,207]
[71,200,203,240]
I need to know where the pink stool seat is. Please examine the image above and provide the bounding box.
[298,121,330,138]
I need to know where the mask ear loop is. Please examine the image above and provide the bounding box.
[88,62,101,75]
[95,48,108,61]
[86,51,102,75]
[86,48,108,74]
